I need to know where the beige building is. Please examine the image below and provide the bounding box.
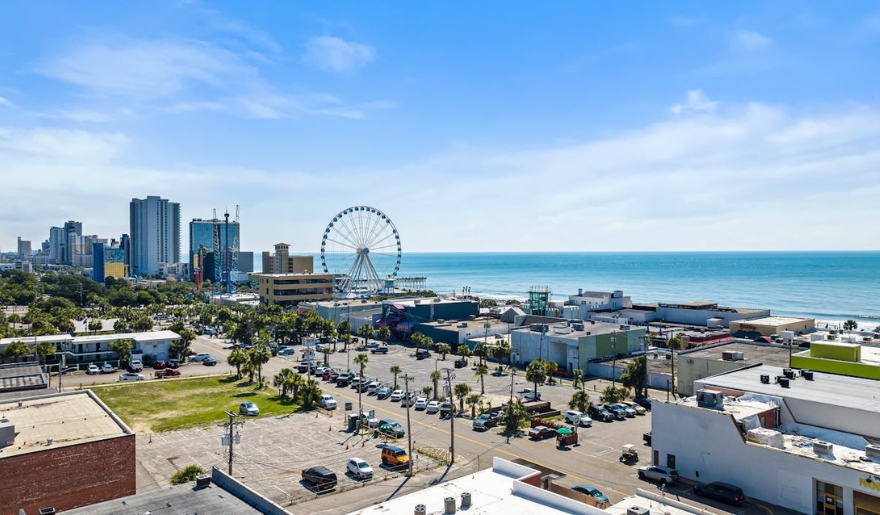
[729,316,815,337]
[254,273,335,306]
[261,243,314,274]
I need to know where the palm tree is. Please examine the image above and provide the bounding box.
[353,353,368,425]
[390,365,402,389]
[620,356,648,399]
[242,358,257,382]
[843,319,858,331]
[109,339,133,367]
[430,370,442,400]
[569,389,592,414]
[491,343,510,370]
[377,325,391,345]
[501,399,529,433]
[35,341,56,366]
[287,372,305,400]
[465,393,481,418]
[4,340,30,362]
[88,319,103,335]
[600,385,628,404]
[457,344,471,360]
[437,344,451,360]
[273,368,295,397]
[453,383,471,413]
[473,343,488,367]
[525,359,546,396]
[177,328,197,357]
[250,343,272,385]
[300,379,322,409]
[357,323,374,345]
[422,385,433,398]
[474,364,489,395]
[572,369,585,390]
[543,360,558,385]
[227,348,246,379]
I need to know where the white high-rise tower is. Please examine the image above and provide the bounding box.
[130,196,180,276]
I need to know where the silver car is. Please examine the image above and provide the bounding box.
[638,466,680,485]
[347,457,373,480]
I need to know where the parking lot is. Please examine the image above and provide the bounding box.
[132,336,798,514]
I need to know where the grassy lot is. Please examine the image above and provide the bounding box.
[91,376,299,433]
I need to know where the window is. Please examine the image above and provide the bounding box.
[816,480,843,515]
[666,454,676,469]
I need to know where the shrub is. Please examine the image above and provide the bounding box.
[170,464,206,485]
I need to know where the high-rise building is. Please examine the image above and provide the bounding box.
[16,237,31,257]
[261,243,313,275]
[129,196,180,276]
[62,220,83,265]
[120,234,131,268]
[92,243,126,283]
[188,216,239,282]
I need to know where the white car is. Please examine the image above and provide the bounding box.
[564,410,593,428]
[347,457,373,480]
[118,373,144,382]
[190,353,210,362]
[87,364,100,375]
[319,394,337,410]
[390,390,403,402]
[414,397,428,410]
[129,359,144,372]
[426,400,440,414]
[101,363,114,374]
[400,393,416,407]
[366,381,381,394]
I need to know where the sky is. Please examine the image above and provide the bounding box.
[1,1,879,256]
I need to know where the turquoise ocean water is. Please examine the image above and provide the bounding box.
[387,252,880,326]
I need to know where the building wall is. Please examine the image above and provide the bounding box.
[0,434,136,514]
[730,318,816,336]
[256,273,334,306]
[657,307,771,328]
[652,401,879,515]
[790,352,880,380]
[676,357,752,396]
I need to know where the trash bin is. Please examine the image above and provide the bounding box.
[348,414,359,432]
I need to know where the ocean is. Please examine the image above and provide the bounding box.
[385,252,880,327]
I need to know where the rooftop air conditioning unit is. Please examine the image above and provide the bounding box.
[760,374,770,384]
[696,389,724,408]
[195,474,211,488]
[783,368,795,379]
[627,506,650,515]
[722,351,736,361]
[866,444,880,461]
[813,441,834,455]
[803,370,814,380]
[778,377,790,388]
[734,352,744,361]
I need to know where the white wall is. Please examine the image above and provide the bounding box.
[652,401,875,515]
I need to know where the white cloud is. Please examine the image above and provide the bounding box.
[735,30,773,51]
[0,96,12,107]
[302,36,376,73]
[0,126,126,161]
[670,89,719,114]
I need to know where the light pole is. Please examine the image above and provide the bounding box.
[443,369,456,464]
[611,331,618,388]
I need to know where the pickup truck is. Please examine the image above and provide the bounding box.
[518,388,541,401]
[371,346,388,354]
[472,412,498,431]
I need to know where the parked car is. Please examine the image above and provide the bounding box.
[347,457,373,480]
[278,348,296,356]
[301,466,337,492]
[239,401,259,416]
[359,413,380,429]
[472,412,498,431]
[414,397,428,410]
[296,364,310,373]
[400,393,416,407]
[153,360,166,370]
[588,405,614,422]
[129,359,144,372]
[564,410,593,427]
[519,388,541,401]
[638,466,680,485]
[366,381,381,394]
[370,346,389,354]
[528,426,556,439]
[190,353,210,362]
[454,357,468,368]
[87,364,100,375]
[203,357,218,366]
[319,394,337,410]
[389,390,403,402]
[377,419,405,438]
[101,363,114,374]
[377,387,392,399]
[603,404,627,420]
[615,403,637,418]
[694,481,746,505]
[155,368,181,378]
[620,401,646,415]
[167,359,180,369]
[426,400,440,414]
[439,402,453,418]
[634,397,652,410]
[118,372,145,382]
[337,373,353,387]
[573,485,610,504]
[415,349,430,360]
[380,445,409,467]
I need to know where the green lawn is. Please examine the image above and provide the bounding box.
[92,376,300,433]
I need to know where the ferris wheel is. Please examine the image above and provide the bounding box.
[320,206,402,296]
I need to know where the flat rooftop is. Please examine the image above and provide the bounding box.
[0,363,47,393]
[740,316,813,325]
[0,334,74,347]
[72,330,180,344]
[65,482,266,515]
[794,344,880,367]
[681,342,794,368]
[0,390,132,459]
[697,365,880,415]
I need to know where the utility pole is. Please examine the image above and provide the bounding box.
[223,410,245,475]
[611,331,618,388]
[443,369,456,464]
[402,373,415,476]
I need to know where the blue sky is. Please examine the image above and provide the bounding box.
[1,1,879,255]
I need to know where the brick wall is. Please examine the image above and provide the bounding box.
[0,434,136,515]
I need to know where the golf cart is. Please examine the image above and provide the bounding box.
[620,444,639,464]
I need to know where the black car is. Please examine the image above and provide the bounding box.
[167,360,180,369]
[203,357,218,366]
[301,466,337,492]
[439,402,453,418]
[588,405,614,422]
[634,397,652,411]
[454,357,468,368]
[296,364,309,373]
[416,349,430,360]
[694,481,746,505]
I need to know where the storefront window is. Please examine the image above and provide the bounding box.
[816,480,843,515]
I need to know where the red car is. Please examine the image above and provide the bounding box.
[155,368,181,378]
[153,360,167,370]
[528,426,556,440]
